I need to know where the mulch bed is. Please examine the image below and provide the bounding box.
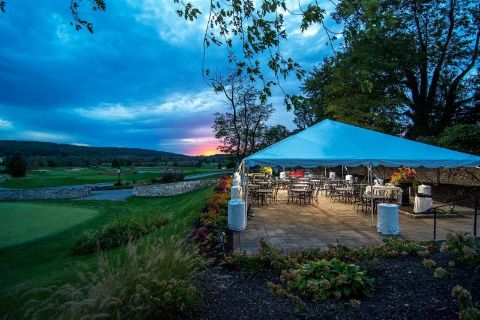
[196,252,479,320]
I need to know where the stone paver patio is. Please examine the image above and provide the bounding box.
[234,190,478,253]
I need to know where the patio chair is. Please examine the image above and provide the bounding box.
[355,193,372,214]
[297,189,314,205]
[287,186,297,204]
[329,186,343,202]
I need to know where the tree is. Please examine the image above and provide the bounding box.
[261,124,291,148]
[419,124,480,155]
[111,158,120,168]
[296,54,406,135]
[7,152,27,177]
[212,73,273,161]
[331,0,480,138]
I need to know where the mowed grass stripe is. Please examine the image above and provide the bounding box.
[0,203,100,249]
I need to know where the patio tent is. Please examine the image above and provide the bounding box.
[244,119,480,168]
[241,119,480,226]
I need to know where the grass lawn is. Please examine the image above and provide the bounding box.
[0,203,99,249]
[0,187,212,316]
[0,166,226,189]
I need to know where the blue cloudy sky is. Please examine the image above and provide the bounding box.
[0,0,336,155]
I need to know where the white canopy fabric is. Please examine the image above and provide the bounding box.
[244,119,480,168]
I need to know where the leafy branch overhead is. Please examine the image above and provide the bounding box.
[0,0,336,107]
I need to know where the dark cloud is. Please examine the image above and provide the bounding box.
[0,0,331,154]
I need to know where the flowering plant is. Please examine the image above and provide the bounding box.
[390,167,417,185]
[260,166,273,176]
[214,174,232,192]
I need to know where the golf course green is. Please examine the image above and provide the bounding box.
[0,202,99,249]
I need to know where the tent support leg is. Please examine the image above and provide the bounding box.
[368,166,375,227]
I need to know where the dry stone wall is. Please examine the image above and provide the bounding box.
[0,187,91,201]
[133,179,216,197]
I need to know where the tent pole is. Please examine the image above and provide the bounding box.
[369,166,374,227]
[324,166,326,177]
[342,166,344,179]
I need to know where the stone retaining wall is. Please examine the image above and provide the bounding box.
[133,179,216,197]
[0,187,91,201]
[330,167,480,186]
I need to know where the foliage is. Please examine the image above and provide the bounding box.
[74,213,169,254]
[213,174,232,192]
[191,175,231,253]
[296,0,479,139]
[433,267,451,279]
[261,125,292,148]
[420,125,480,155]
[6,151,27,177]
[296,56,405,134]
[159,171,185,183]
[22,238,205,320]
[452,285,480,320]
[224,238,431,274]
[391,167,418,185]
[260,167,273,176]
[422,259,437,268]
[111,158,120,168]
[212,73,274,161]
[280,258,374,301]
[435,208,459,215]
[442,232,480,270]
[224,238,293,274]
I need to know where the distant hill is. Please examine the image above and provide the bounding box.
[0,141,224,167]
[0,140,187,158]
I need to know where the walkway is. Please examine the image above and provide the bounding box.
[76,189,133,201]
[235,190,477,254]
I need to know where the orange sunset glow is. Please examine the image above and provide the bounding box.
[180,137,222,156]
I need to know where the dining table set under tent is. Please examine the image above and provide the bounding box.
[228,119,480,237]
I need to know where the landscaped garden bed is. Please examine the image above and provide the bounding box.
[197,234,480,319]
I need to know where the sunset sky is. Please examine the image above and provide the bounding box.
[0,1,335,155]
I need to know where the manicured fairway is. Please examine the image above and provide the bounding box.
[0,166,226,189]
[0,202,99,248]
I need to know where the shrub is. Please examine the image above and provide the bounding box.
[433,267,450,279]
[159,171,185,183]
[213,174,232,192]
[224,239,295,274]
[6,152,27,177]
[423,259,437,268]
[191,175,231,254]
[281,258,374,301]
[452,285,480,320]
[443,232,480,270]
[206,192,230,211]
[224,238,431,275]
[23,238,205,319]
[74,214,169,254]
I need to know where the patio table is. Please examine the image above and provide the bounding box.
[292,183,309,188]
[290,188,311,205]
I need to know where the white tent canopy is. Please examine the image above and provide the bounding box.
[244,119,480,168]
